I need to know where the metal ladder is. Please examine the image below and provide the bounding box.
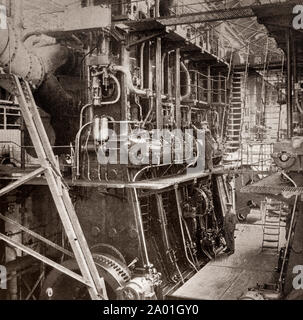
[0,74,107,300]
[225,71,245,155]
[261,200,282,253]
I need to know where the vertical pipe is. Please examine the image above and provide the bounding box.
[148,42,153,91]
[161,52,167,95]
[207,65,212,104]
[286,29,293,138]
[21,117,25,170]
[167,52,172,101]
[120,44,129,121]
[231,175,236,211]
[195,71,198,101]
[140,42,145,90]
[174,187,198,272]
[218,72,222,105]
[292,29,297,128]
[128,170,151,269]
[155,37,163,128]
[175,48,181,129]
[155,0,160,17]
[5,203,20,300]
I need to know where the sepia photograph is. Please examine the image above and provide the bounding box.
[0,0,302,310]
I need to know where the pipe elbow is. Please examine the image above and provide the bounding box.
[111,65,151,97]
[181,62,191,102]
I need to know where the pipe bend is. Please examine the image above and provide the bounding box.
[180,62,191,102]
[110,65,151,97]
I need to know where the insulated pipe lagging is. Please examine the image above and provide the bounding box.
[0,21,45,87]
[0,0,69,87]
[0,0,44,86]
[0,22,70,87]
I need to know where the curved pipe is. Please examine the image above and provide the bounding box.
[180,62,191,102]
[110,65,152,97]
[75,122,93,178]
[0,21,45,87]
[175,187,199,272]
[79,74,121,129]
[0,1,69,87]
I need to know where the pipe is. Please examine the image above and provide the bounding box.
[5,246,18,300]
[286,30,293,138]
[0,21,44,87]
[174,186,199,272]
[110,65,152,97]
[140,42,145,90]
[180,62,191,102]
[131,171,152,269]
[75,122,93,178]
[161,52,167,95]
[0,1,69,87]
[79,74,121,129]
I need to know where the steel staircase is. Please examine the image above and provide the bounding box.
[0,74,107,300]
[261,200,282,253]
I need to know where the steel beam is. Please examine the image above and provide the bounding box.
[0,233,90,287]
[155,37,163,128]
[0,213,74,258]
[286,29,293,138]
[0,167,45,197]
[121,3,289,29]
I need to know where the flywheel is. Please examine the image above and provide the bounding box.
[39,253,131,300]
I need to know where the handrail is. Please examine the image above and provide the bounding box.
[278,171,299,291]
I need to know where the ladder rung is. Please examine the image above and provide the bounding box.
[263,241,279,244]
[263,225,280,229]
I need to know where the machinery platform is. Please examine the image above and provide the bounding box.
[0,164,237,190]
[171,218,286,300]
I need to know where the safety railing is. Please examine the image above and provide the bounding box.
[182,70,227,105]
[225,141,276,175]
[0,103,21,130]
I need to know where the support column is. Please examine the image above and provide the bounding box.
[286,29,293,138]
[207,65,212,105]
[121,44,129,121]
[155,0,160,17]
[218,72,222,105]
[175,48,181,129]
[284,199,303,296]
[155,37,163,128]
